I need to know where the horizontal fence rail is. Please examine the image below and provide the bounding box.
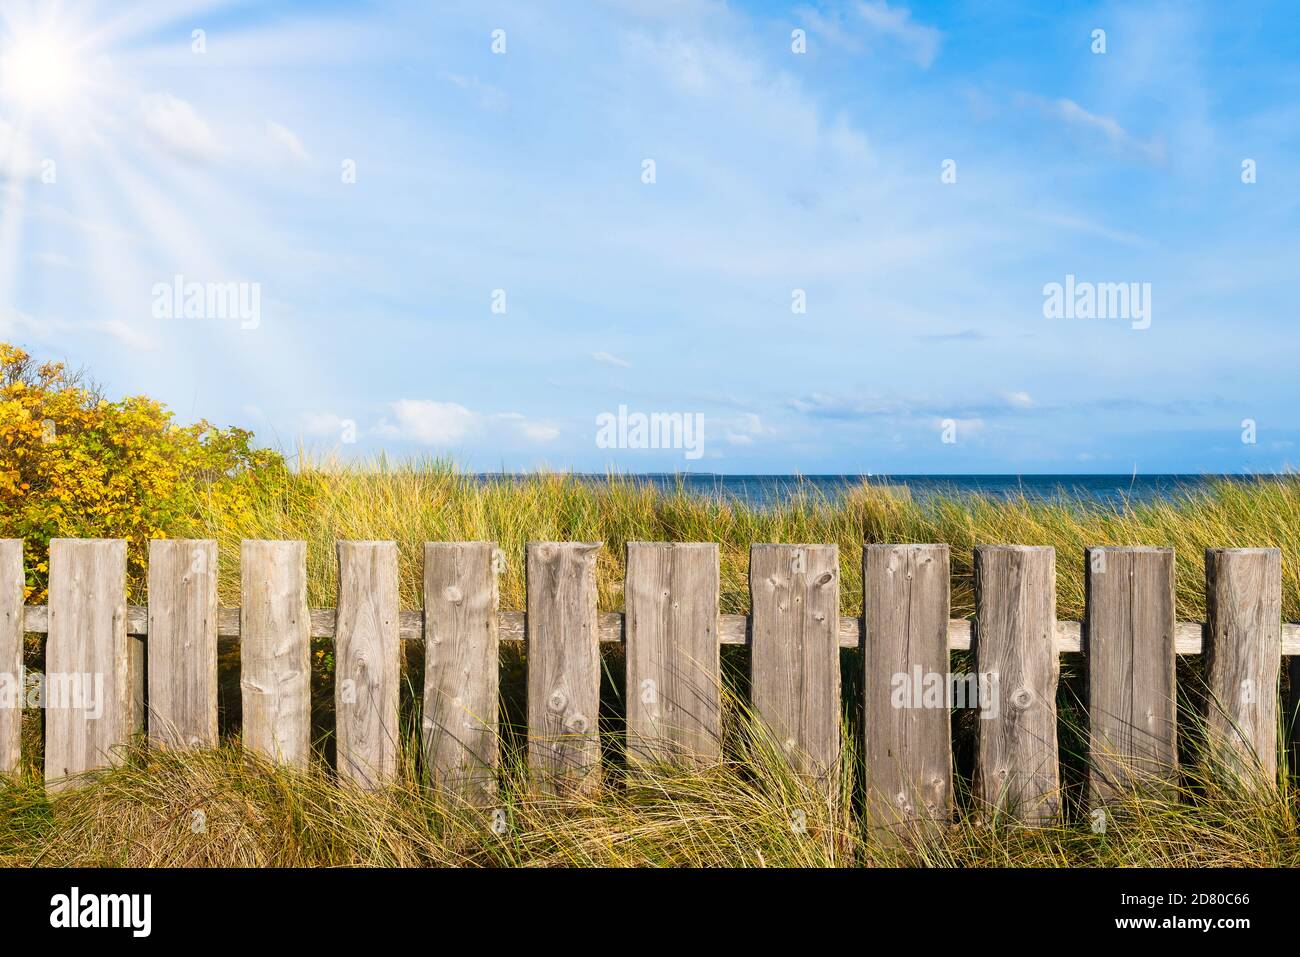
[0,538,1291,829]
[13,606,1300,653]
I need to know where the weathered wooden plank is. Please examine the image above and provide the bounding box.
[972,545,1059,825]
[526,542,601,795]
[1204,548,1282,782]
[749,544,841,788]
[1085,547,1177,803]
[45,539,130,790]
[423,542,500,802]
[147,539,218,749]
[0,541,22,775]
[240,540,311,767]
[335,542,400,788]
[863,544,952,837]
[625,542,720,766]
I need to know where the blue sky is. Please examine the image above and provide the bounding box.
[1,0,1297,474]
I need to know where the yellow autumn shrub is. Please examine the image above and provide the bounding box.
[0,343,286,600]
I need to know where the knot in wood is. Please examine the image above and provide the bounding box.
[547,690,568,713]
[1011,687,1033,710]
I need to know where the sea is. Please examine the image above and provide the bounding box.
[476,474,1284,509]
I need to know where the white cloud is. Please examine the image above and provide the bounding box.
[725,412,765,445]
[301,411,352,436]
[266,121,310,162]
[443,73,508,112]
[138,93,221,162]
[592,351,631,368]
[0,308,156,351]
[854,1,941,67]
[795,1,941,67]
[519,422,560,442]
[1025,95,1165,163]
[597,0,721,19]
[1003,391,1034,409]
[381,399,477,444]
[91,319,156,350]
[379,400,558,446]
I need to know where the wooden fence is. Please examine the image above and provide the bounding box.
[0,539,1292,831]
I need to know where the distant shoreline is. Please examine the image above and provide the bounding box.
[465,472,1288,506]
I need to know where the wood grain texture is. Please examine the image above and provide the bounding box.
[45,539,129,790]
[625,542,720,766]
[749,544,841,788]
[0,541,22,774]
[1204,548,1282,781]
[1085,547,1177,804]
[973,545,1060,825]
[863,544,952,838]
[335,542,400,788]
[423,542,500,802]
[526,542,601,795]
[240,540,311,767]
[147,539,218,749]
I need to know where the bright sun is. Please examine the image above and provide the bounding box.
[1,31,84,110]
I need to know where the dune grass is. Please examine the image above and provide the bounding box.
[182,457,1300,621]
[3,460,1299,867]
[2,692,1298,868]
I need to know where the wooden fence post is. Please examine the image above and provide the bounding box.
[335,541,399,788]
[241,540,311,767]
[973,545,1059,824]
[45,539,130,790]
[863,543,952,838]
[625,542,721,767]
[147,539,218,749]
[526,542,601,795]
[1204,548,1282,783]
[423,542,500,802]
[1084,547,1177,804]
[749,544,840,791]
[0,540,22,775]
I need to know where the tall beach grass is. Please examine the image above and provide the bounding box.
[3,460,1299,867]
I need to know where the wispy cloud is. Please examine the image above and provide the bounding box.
[266,121,310,163]
[915,328,990,342]
[0,308,156,351]
[443,73,508,112]
[138,93,222,162]
[1021,94,1165,163]
[854,1,941,67]
[592,351,631,368]
[378,400,559,447]
[797,1,941,67]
